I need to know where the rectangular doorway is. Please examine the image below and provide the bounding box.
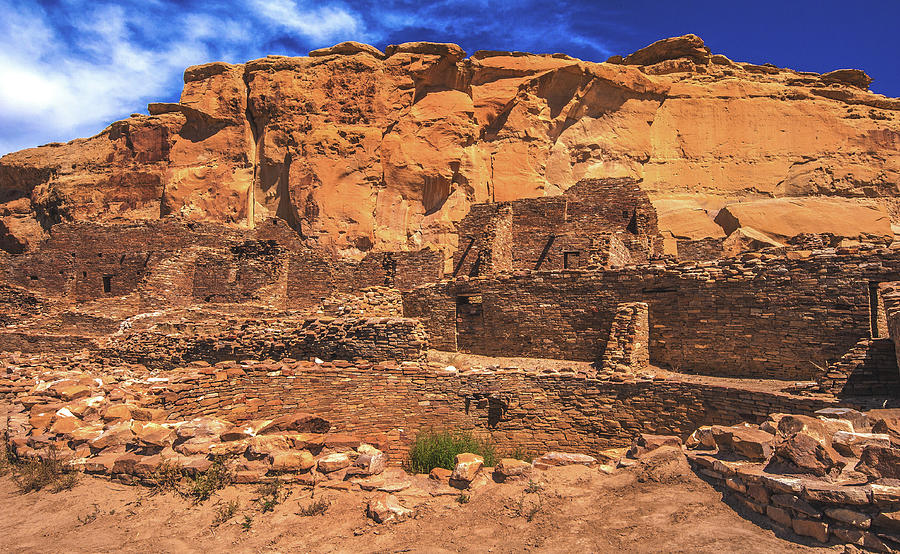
[456,295,484,353]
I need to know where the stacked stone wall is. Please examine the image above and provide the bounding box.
[104,316,428,368]
[601,302,650,372]
[192,240,287,304]
[676,237,725,261]
[817,338,900,397]
[158,361,835,463]
[454,178,662,275]
[404,246,900,380]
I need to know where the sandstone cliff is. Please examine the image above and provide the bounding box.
[1,35,898,257]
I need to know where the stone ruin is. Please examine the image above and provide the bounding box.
[2,34,900,549]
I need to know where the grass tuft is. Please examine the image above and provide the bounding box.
[186,459,230,504]
[9,446,79,493]
[297,498,330,516]
[212,499,240,526]
[405,429,498,474]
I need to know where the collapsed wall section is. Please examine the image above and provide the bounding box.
[404,247,900,380]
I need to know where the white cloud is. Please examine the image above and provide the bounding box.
[248,0,364,42]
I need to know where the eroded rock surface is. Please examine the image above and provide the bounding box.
[1,35,898,258]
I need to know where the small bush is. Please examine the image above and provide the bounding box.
[149,462,184,495]
[241,515,253,531]
[297,498,330,516]
[524,479,543,494]
[77,504,101,526]
[516,494,542,522]
[255,478,290,513]
[11,447,79,493]
[456,493,470,504]
[212,499,240,526]
[405,429,497,474]
[186,460,230,503]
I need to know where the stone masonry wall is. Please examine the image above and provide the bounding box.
[881,281,900,376]
[816,338,900,397]
[156,360,836,463]
[105,316,428,369]
[453,178,662,276]
[0,221,444,309]
[601,302,650,372]
[404,246,900,380]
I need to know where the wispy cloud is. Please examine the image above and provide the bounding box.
[0,0,624,155]
[249,0,364,42]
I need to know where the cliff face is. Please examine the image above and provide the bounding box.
[1,35,898,257]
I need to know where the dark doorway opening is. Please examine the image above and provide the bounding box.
[563,250,580,269]
[456,295,484,353]
[102,275,112,294]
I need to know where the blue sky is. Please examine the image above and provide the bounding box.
[1,0,897,155]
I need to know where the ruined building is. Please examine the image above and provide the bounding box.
[2,34,900,549]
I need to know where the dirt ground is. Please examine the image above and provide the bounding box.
[1,458,838,553]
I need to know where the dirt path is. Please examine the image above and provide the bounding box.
[0,463,836,553]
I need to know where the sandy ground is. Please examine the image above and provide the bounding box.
[0,457,837,553]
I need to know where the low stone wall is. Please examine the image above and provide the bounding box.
[689,451,900,549]
[153,360,836,463]
[104,317,428,368]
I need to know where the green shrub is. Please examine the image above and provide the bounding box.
[11,447,79,493]
[186,460,230,503]
[297,498,330,516]
[212,499,240,526]
[405,429,497,474]
[254,478,290,513]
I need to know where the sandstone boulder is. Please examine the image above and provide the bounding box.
[246,434,292,457]
[317,452,352,473]
[711,425,774,461]
[220,420,272,441]
[366,493,412,524]
[832,431,891,458]
[269,450,315,472]
[429,467,451,481]
[857,444,900,480]
[493,458,533,481]
[309,41,384,59]
[627,434,683,458]
[623,34,711,66]
[347,445,386,476]
[685,426,717,450]
[532,451,597,469]
[777,415,838,446]
[450,453,484,484]
[175,417,230,440]
[721,226,784,256]
[90,421,134,450]
[385,42,466,59]
[131,421,175,448]
[770,432,845,476]
[815,408,869,432]
[714,198,892,242]
[821,69,872,89]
